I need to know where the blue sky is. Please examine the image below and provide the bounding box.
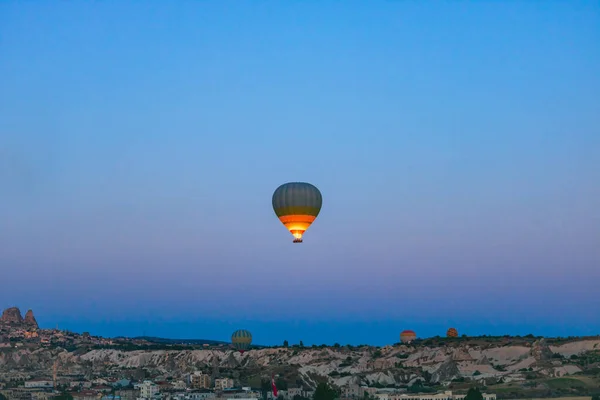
[1,1,599,346]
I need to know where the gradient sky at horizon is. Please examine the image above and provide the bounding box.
[1,1,599,346]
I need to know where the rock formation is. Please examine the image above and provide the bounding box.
[431,358,460,383]
[24,309,38,329]
[0,307,23,324]
[531,338,553,361]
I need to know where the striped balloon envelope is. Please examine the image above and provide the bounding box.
[272,182,322,243]
[447,327,458,337]
[231,329,252,353]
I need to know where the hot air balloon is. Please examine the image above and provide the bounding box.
[447,327,458,338]
[400,330,416,344]
[231,329,252,354]
[272,182,322,243]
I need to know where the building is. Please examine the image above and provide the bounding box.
[214,378,234,390]
[0,389,33,400]
[187,393,217,400]
[342,385,363,399]
[172,381,187,390]
[24,379,53,389]
[454,394,495,400]
[222,389,261,399]
[375,391,496,400]
[390,393,452,400]
[31,392,55,400]
[70,381,93,389]
[72,391,101,400]
[191,373,211,389]
[139,380,160,399]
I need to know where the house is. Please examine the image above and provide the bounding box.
[72,391,101,400]
[214,378,234,390]
[171,381,187,390]
[70,381,93,389]
[92,385,114,393]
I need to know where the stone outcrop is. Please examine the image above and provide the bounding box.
[24,310,38,329]
[431,358,460,383]
[0,307,23,324]
[531,338,553,361]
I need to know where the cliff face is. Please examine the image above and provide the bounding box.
[0,307,23,324]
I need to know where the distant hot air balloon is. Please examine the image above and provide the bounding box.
[231,329,252,354]
[447,327,458,338]
[400,330,416,344]
[272,182,322,243]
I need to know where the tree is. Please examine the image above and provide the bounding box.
[261,378,272,400]
[464,387,483,400]
[313,382,338,400]
[591,396,599,400]
[276,378,288,391]
[299,341,304,348]
[0,394,7,400]
[421,370,432,383]
[54,394,74,400]
[283,340,289,347]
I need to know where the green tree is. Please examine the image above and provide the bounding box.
[299,341,304,347]
[363,392,376,400]
[421,370,432,383]
[313,382,338,400]
[54,394,74,400]
[591,396,599,400]
[464,387,483,400]
[0,394,7,400]
[276,378,288,391]
[283,340,289,347]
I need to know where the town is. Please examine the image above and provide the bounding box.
[2,308,599,400]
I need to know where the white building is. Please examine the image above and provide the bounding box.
[138,380,160,400]
[188,393,217,400]
[24,380,53,389]
[375,391,496,400]
[172,381,187,390]
[454,394,495,400]
[214,378,234,390]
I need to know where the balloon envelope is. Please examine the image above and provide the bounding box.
[231,329,252,352]
[400,330,416,343]
[272,182,322,243]
[447,327,458,337]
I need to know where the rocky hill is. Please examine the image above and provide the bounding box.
[0,306,38,329]
[1,307,599,398]
[1,332,599,397]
